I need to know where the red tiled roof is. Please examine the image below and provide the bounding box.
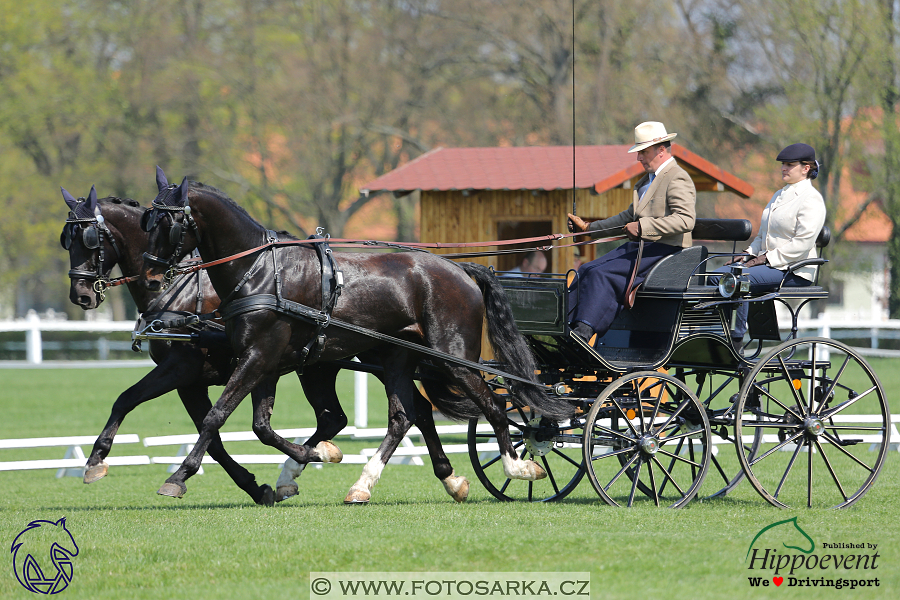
[361,144,752,198]
[361,146,636,193]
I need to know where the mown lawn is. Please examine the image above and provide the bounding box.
[1,364,898,599]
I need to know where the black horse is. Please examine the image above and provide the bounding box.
[62,182,469,504]
[139,173,573,501]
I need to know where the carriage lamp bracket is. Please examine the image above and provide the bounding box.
[717,268,750,298]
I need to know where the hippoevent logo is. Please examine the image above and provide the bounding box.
[10,518,79,594]
[745,517,880,590]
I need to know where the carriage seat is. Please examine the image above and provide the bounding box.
[638,218,754,294]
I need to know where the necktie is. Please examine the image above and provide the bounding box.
[639,174,655,199]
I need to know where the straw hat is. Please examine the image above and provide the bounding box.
[627,121,678,153]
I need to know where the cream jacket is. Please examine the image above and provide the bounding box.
[746,178,826,282]
[587,159,696,248]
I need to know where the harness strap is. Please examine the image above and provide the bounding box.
[218,293,546,389]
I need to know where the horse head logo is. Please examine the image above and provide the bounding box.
[746,516,815,561]
[10,518,79,594]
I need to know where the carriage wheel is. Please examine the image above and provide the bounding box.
[734,337,890,509]
[701,421,762,500]
[467,404,585,502]
[582,371,711,508]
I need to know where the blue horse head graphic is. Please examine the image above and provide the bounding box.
[10,518,79,594]
[746,516,815,561]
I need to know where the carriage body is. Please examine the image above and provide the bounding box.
[468,219,891,509]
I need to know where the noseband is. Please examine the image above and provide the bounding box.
[61,203,122,302]
[141,190,202,287]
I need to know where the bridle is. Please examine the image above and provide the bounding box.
[60,201,122,302]
[141,184,202,287]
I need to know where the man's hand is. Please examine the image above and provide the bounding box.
[624,221,641,241]
[567,213,587,232]
[743,252,768,268]
[725,255,748,266]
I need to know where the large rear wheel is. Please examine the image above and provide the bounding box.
[734,337,890,509]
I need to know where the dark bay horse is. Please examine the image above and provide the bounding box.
[62,182,467,504]
[140,175,573,502]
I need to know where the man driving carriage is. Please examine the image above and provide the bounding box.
[566,121,696,343]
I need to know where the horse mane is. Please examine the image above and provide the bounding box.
[98,196,143,210]
[190,181,300,241]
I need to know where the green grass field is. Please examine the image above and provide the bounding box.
[1,363,899,599]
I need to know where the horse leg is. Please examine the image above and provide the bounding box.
[445,366,546,481]
[176,383,274,506]
[157,355,275,498]
[275,364,348,502]
[84,355,200,483]
[344,351,418,504]
[412,388,469,502]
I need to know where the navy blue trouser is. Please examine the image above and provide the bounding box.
[709,264,810,338]
[567,241,680,337]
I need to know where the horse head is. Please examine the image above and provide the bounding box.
[60,186,125,309]
[140,168,200,291]
[746,516,815,561]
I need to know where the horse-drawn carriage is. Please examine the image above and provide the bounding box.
[468,219,890,509]
[62,174,890,510]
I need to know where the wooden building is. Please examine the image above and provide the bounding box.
[360,144,754,272]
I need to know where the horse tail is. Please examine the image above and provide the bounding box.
[418,377,483,421]
[458,263,575,420]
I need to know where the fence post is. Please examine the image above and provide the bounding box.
[353,357,368,428]
[25,311,42,365]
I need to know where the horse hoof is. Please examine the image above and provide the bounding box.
[157,482,186,498]
[344,488,371,504]
[529,461,547,480]
[317,440,343,463]
[257,484,275,507]
[83,461,109,484]
[276,483,299,502]
[441,473,470,503]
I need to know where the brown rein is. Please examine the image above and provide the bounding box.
[164,230,624,278]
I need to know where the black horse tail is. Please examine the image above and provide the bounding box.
[458,263,575,420]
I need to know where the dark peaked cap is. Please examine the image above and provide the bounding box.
[776,143,816,162]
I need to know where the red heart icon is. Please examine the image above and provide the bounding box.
[773,577,783,586]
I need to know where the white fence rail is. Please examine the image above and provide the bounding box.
[5,314,900,365]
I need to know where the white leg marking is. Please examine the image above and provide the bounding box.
[501,454,547,481]
[344,451,386,504]
[441,471,470,502]
[275,458,305,502]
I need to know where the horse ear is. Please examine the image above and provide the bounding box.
[155,165,168,192]
[61,187,78,210]
[176,176,189,206]
[76,185,98,219]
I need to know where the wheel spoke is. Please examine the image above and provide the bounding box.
[749,430,804,467]
[776,355,806,412]
[816,354,850,413]
[480,453,503,470]
[609,396,641,438]
[627,460,642,507]
[591,423,637,442]
[541,455,560,495]
[821,386,878,420]
[753,382,805,421]
[658,437,683,496]
[710,452,730,484]
[551,447,583,469]
[807,437,813,508]
[656,398,694,434]
[814,439,848,501]
[656,448,703,468]
[808,343,818,414]
[820,432,875,472]
[647,459,660,507]
[590,446,637,462]
[651,455,687,496]
[773,438,803,499]
[604,452,639,491]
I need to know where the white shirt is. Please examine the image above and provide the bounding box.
[746,178,826,281]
